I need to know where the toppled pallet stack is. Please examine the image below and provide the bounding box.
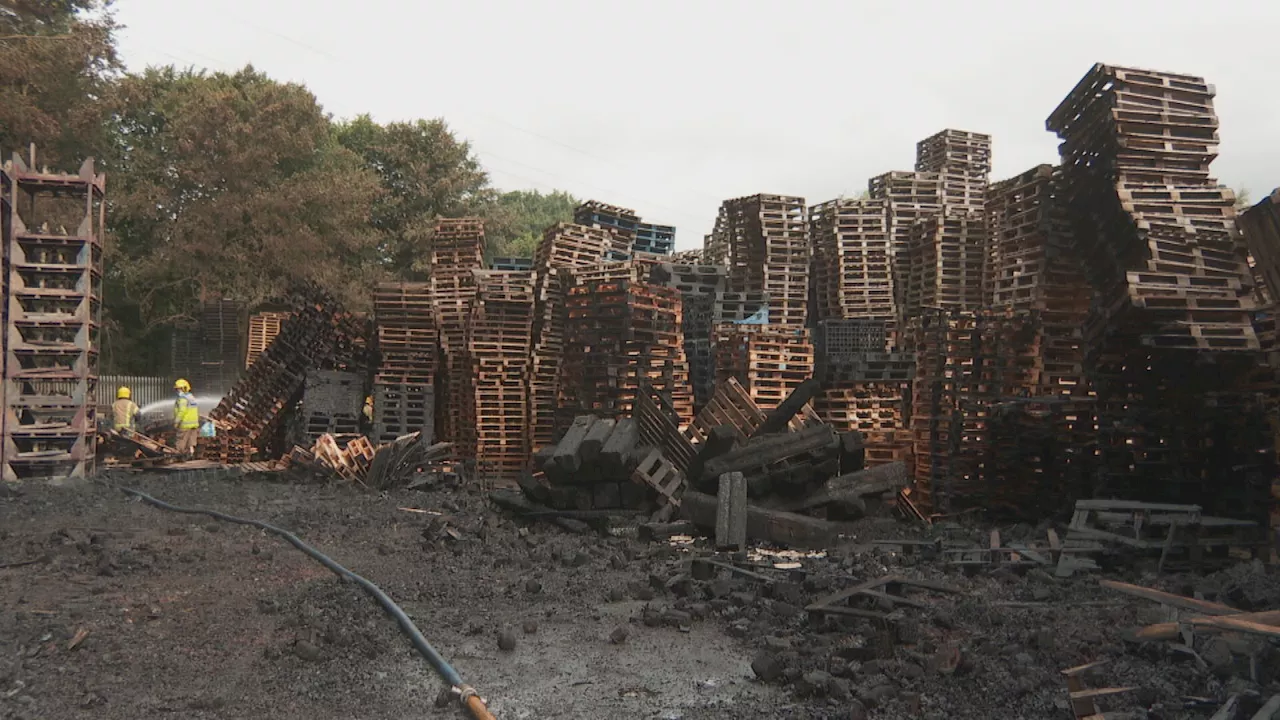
[204,289,343,462]
[430,218,486,460]
[1,154,105,481]
[712,194,810,329]
[560,259,693,424]
[470,270,535,482]
[1047,63,1257,353]
[372,282,436,444]
[246,311,289,368]
[527,223,626,451]
[713,326,813,410]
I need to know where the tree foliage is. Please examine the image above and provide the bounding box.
[486,189,579,258]
[2,6,586,373]
[0,0,118,165]
[106,66,384,326]
[335,116,492,277]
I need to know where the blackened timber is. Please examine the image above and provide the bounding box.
[689,424,738,491]
[778,461,909,513]
[751,379,821,438]
[702,424,839,482]
[680,491,838,548]
[600,417,639,474]
[839,431,866,474]
[580,418,616,464]
[552,415,596,474]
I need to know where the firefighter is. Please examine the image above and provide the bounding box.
[112,386,141,431]
[173,379,200,457]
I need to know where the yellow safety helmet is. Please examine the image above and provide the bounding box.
[117,386,131,399]
[174,378,191,392]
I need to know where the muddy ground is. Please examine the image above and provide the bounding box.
[2,473,1279,719]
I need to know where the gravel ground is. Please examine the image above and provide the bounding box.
[2,474,1280,719]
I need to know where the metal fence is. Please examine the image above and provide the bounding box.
[96,375,171,420]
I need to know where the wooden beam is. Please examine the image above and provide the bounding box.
[680,491,837,549]
[1099,579,1239,616]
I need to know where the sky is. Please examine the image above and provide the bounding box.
[113,0,1280,251]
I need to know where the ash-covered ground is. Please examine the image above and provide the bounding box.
[2,474,1278,719]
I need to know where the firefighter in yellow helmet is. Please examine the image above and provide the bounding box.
[112,386,141,431]
[173,379,200,457]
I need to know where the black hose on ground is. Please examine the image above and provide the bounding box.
[98,480,496,720]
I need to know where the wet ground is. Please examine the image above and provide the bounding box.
[3,473,1280,719]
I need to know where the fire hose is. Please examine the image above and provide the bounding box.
[99,480,497,720]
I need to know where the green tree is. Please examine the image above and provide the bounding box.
[103,66,384,370]
[0,0,119,166]
[486,189,579,258]
[335,115,492,277]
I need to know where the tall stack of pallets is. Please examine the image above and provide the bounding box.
[713,194,809,329]
[809,198,895,325]
[905,212,989,315]
[371,282,436,444]
[809,195,915,465]
[560,259,692,425]
[903,129,992,320]
[916,129,991,214]
[868,170,941,327]
[469,270,535,482]
[246,311,289,368]
[985,164,1092,397]
[1,155,104,482]
[1047,63,1269,524]
[1241,189,1280,302]
[429,218,486,461]
[527,223,625,452]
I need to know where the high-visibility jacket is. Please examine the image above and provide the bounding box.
[112,398,141,430]
[174,391,200,430]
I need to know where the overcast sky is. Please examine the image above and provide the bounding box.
[113,0,1280,250]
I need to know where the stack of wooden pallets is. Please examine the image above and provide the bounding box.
[246,311,290,368]
[371,282,436,444]
[1,154,105,482]
[1046,63,1270,522]
[469,270,535,484]
[711,194,810,329]
[712,326,813,410]
[429,218,486,460]
[560,259,693,426]
[527,223,625,452]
